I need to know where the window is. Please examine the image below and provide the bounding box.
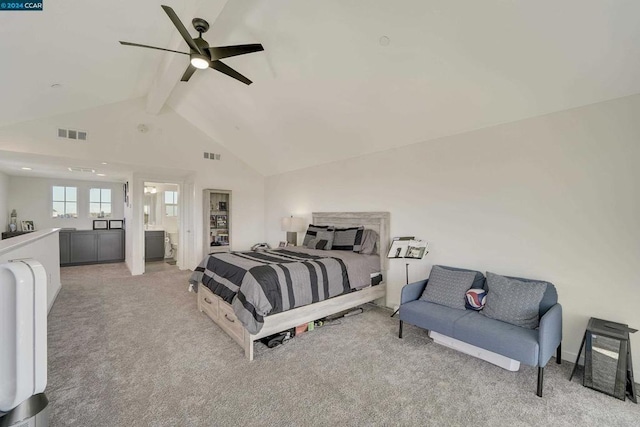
[52,186,78,218]
[89,188,112,218]
[165,191,178,217]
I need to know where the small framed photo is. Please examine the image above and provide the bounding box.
[218,201,227,211]
[109,220,124,229]
[278,241,287,248]
[405,246,427,259]
[93,220,108,230]
[21,220,35,231]
[215,215,227,228]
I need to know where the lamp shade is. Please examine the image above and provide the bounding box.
[281,216,306,232]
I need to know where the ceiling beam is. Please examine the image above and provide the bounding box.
[145,1,229,115]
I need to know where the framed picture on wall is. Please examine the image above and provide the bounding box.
[109,220,124,229]
[123,182,130,208]
[93,220,108,230]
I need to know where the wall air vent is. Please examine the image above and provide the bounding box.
[57,128,88,141]
[204,152,221,160]
[67,167,96,173]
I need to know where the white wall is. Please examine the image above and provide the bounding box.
[0,97,265,272]
[7,176,124,231]
[0,170,8,231]
[265,94,640,369]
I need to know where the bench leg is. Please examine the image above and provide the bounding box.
[399,320,403,339]
[537,367,544,397]
[556,343,562,364]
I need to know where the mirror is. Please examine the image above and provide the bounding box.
[589,334,624,398]
[143,191,157,226]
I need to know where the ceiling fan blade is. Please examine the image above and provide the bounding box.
[208,44,264,61]
[210,61,253,85]
[181,64,197,82]
[119,41,189,55]
[161,5,202,54]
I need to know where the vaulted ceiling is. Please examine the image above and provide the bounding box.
[2,0,640,176]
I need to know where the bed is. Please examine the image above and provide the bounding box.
[190,212,390,360]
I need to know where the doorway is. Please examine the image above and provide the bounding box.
[143,181,180,272]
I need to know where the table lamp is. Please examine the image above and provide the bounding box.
[281,216,306,245]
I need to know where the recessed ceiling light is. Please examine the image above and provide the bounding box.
[21,167,32,171]
[97,173,106,177]
[101,162,108,165]
[50,83,62,89]
[379,36,390,46]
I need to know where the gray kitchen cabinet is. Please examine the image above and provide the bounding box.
[60,229,125,266]
[98,231,125,262]
[59,231,71,264]
[70,232,98,264]
[145,230,165,261]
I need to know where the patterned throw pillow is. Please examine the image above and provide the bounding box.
[316,230,334,250]
[306,238,328,250]
[465,289,487,310]
[420,265,477,310]
[303,225,333,246]
[481,272,547,329]
[332,226,365,251]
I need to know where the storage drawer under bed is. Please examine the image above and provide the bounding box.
[197,285,245,346]
[198,285,219,320]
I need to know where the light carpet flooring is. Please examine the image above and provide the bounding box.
[47,262,640,426]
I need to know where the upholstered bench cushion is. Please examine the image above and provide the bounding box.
[453,312,540,366]
[400,300,473,337]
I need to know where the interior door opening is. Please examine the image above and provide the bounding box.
[143,181,180,272]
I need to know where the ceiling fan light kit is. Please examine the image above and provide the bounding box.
[190,54,210,69]
[119,5,264,85]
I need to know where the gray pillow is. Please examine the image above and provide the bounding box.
[315,230,334,250]
[306,238,327,250]
[303,225,333,246]
[481,272,547,329]
[420,265,477,310]
[358,229,378,255]
[332,226,364,251]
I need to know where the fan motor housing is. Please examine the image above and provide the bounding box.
[192,18,209,34]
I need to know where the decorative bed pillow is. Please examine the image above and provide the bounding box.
[420,265,477,310]
[316,230,334,250]
[332,226,365,251]
[358,229,378,255]
[465,289,487,310]
[303,225,333,246]
[306,238,328,250]
[481,272,547,329]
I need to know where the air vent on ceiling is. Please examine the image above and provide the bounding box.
[68,167,95,173]
[58,128,87,141]
[203,152,221,160]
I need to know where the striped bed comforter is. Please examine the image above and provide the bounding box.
[189,249,353,334]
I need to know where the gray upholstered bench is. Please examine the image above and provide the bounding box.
[398,265,562,397]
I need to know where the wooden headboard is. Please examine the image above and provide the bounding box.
[311,212,390,272]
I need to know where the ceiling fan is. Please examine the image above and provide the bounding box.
[120,5,264,85]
